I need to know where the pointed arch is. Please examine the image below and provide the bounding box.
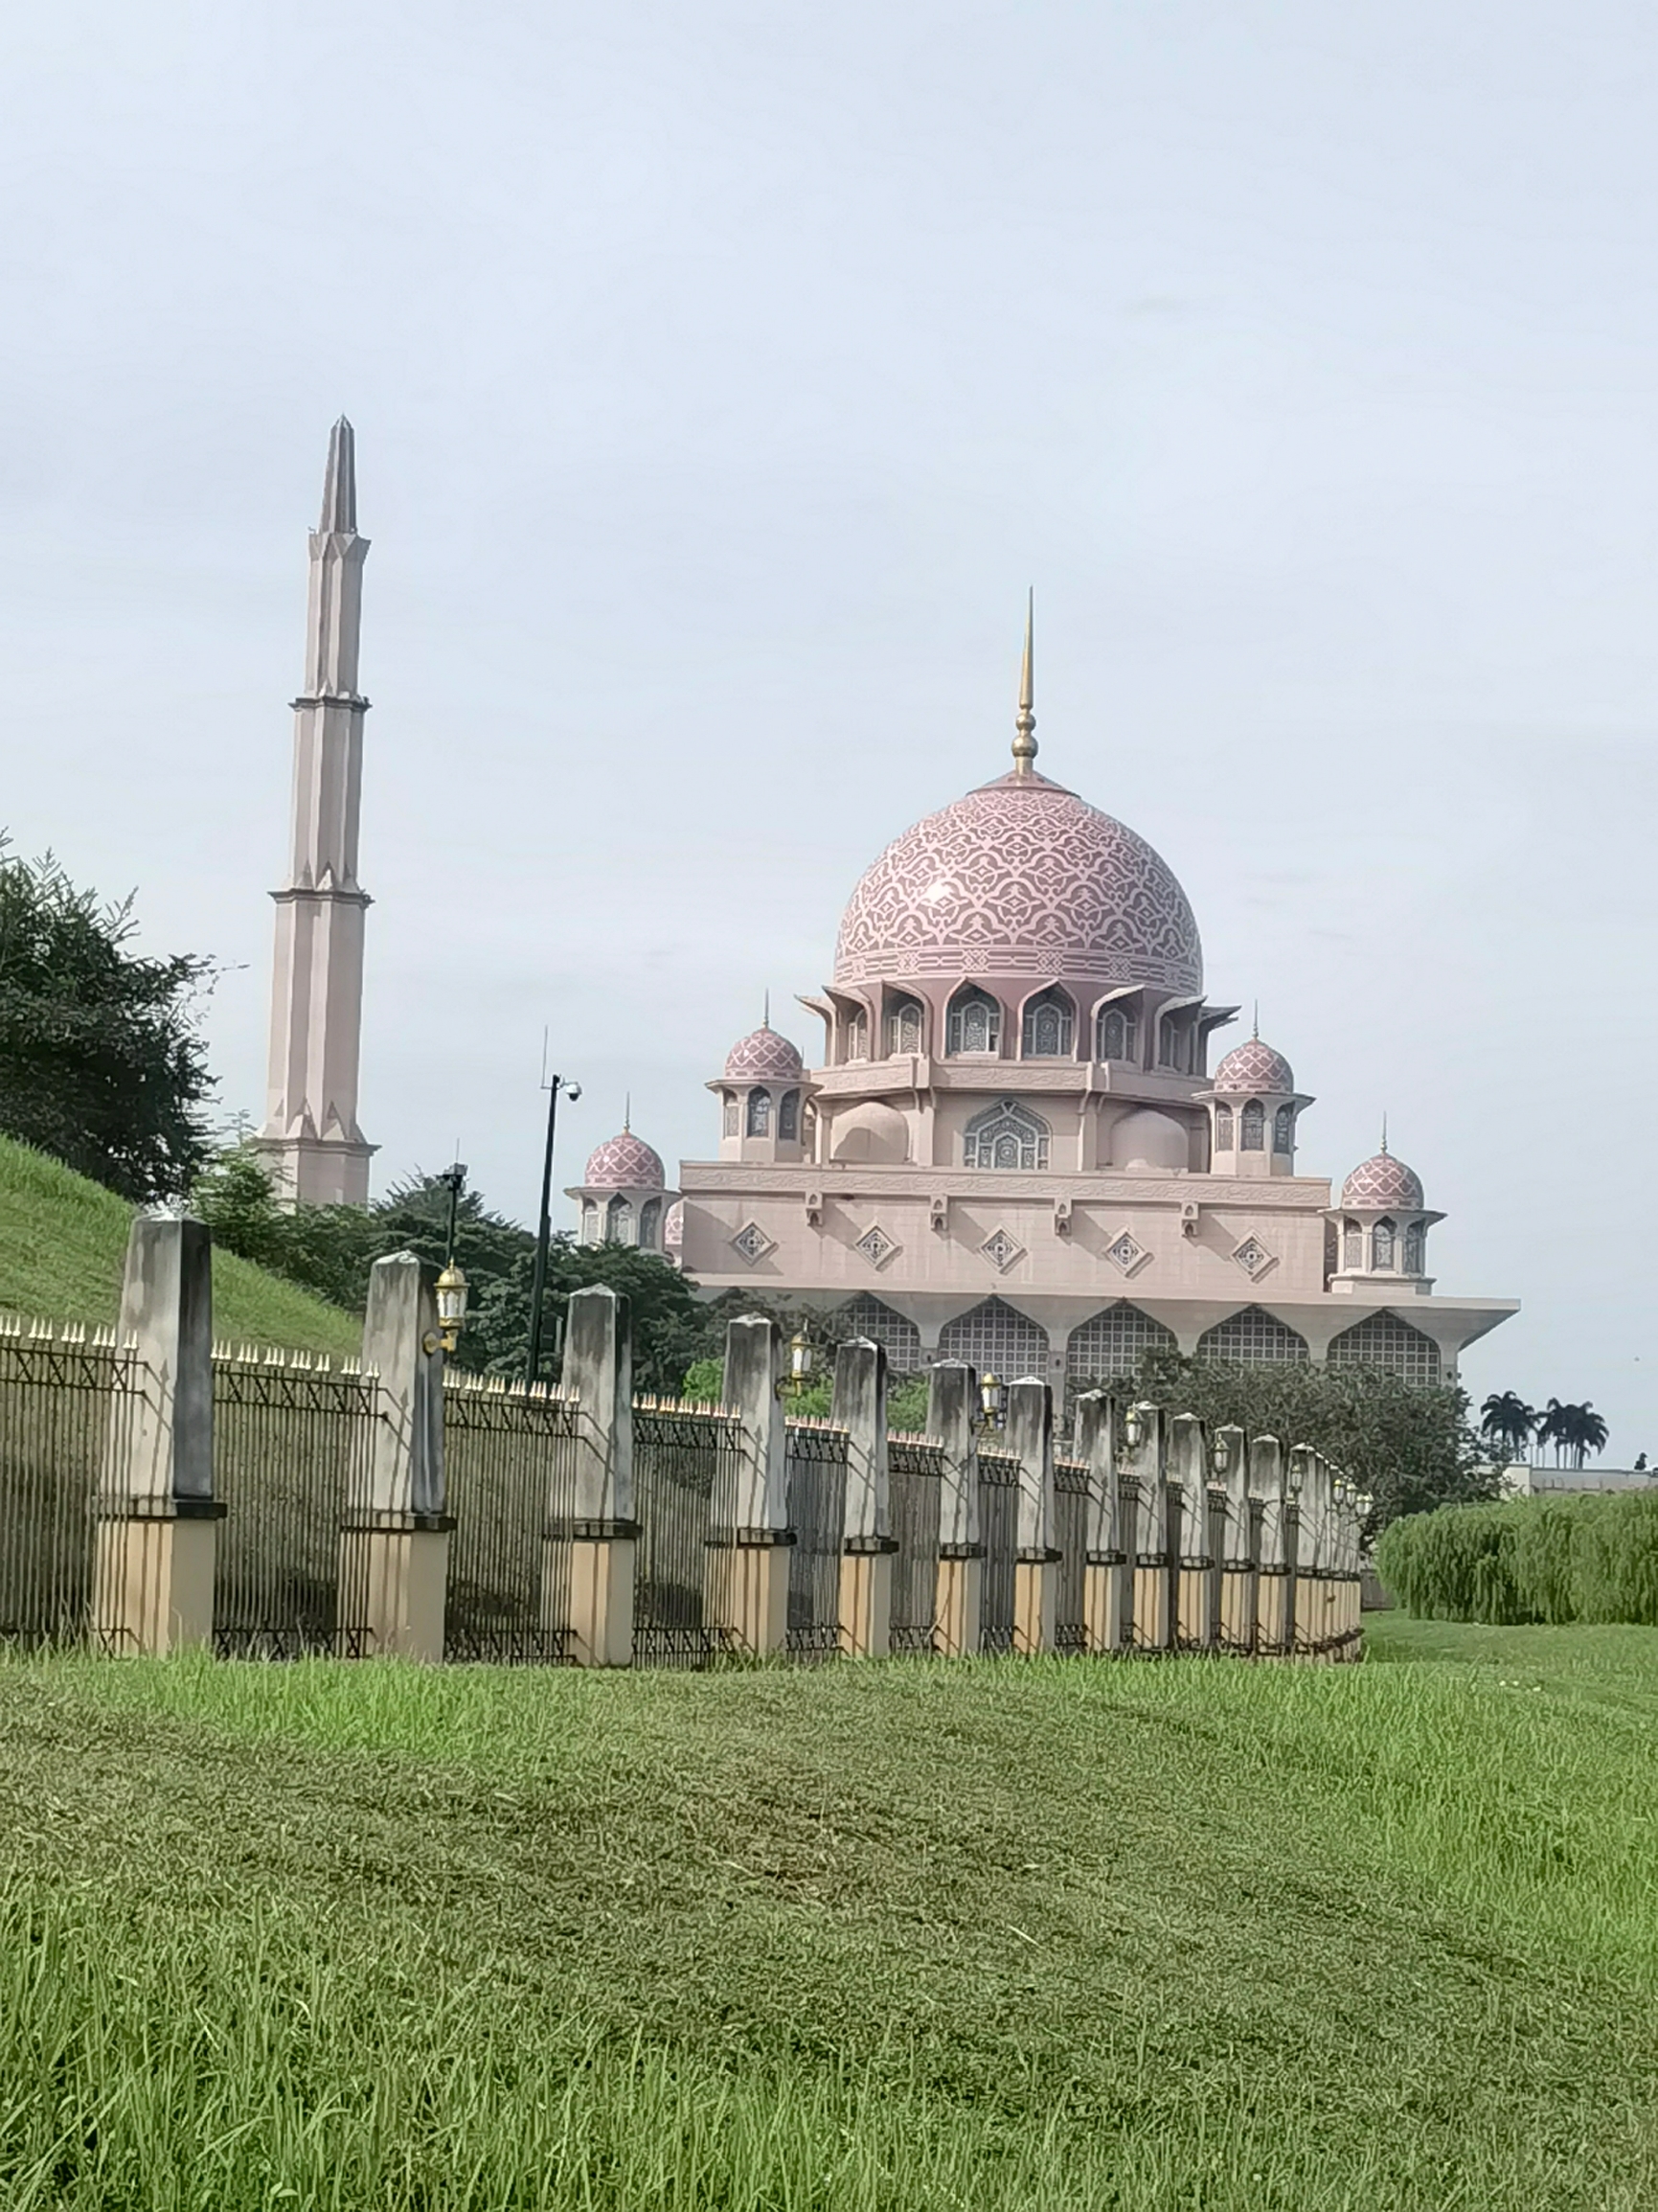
[937,1297,1048,1380]
[946,986,1002,1057]
[1020,986,1075,1059]
[963,1098,1050,1170]
[837,1294,923,1374]
[1328,1310,1441,1384]
[1065,1303,1178,1389]
[1196,1306,1308,1365]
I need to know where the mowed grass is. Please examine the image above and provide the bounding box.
[0,1132,361,1357]
[2,1620,1656,2209]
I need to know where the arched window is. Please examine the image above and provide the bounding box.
[1066,1302,1178,1388]
[1403,1221,1425,1274]
[1329,1310,1441,1385]
[1240,1101,1265,1152]
[937,1296,1049,1380]
[746,1088,772,1137]
[580,1201,600,1245]
[778,1088,800,1142]
[639,1197,662,1250]
[963,1099,1050,1170]
[838,1293,923,1374]
[722,1094,738,1138]
[885,996,923,1057]
[1196,1306,1309,1366]
[1273,1105,1295,1155]
[1343,1221,1361,1268]
[605,1195,634,1244]
[845,1009,868,1061]
[1372,1217,1396,1270]
[1158,1016,1183,1068]
[1098,1006,1139,1063]
[946,988,1002,1057]
[1021,987,1074,1059]
[1215,1104,1234,1152]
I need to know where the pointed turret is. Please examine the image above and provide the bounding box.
[255,421,376,1207]
[1011,589,1037,777]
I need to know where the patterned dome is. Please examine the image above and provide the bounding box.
[582,1131,666,1189]
[723,1025,806,1081]
[833,770,1201,992]
[1341,1152,1425,1211]
[1214,1038,1295,1095]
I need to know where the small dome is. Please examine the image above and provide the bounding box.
[1341,1151,1425,1211]
[582,1131,666,1189]
[663,1199,684,1249]
[1214,1038,1295,1095]
[724,1025,805,1081]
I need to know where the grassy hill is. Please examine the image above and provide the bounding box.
[2,1616,1655,2208]
[0,1133,361,1358]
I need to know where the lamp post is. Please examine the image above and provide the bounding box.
[435,1161,469,1356]
[526,1070,581,1388]
[976,1372,1006,1433]
[779,1330,815,1401]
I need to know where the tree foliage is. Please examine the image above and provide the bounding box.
[1117,1350,1497,1533]
[1376,1490,1658,1624]
[0,841,215,1201]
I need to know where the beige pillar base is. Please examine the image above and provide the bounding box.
[1133,1563,1168,1652]
[558,1536,636,1667]
[933,1552,983,1657]
[1176,1566,1211,1649]
[93,1508,218,1656]
[339,1518,449,1660]
[837,1547,893,1659]
[1081,1560,1115,1653]
[1012,1558,1056,1655]
[708,1536,791,1657]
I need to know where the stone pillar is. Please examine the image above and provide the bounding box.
[1168,1413,1209,1652]
[339,1251,450,1659]
[928,1361,982,1657]
[1123,1405,1168,1652]
[558,1286,636,1666]
[1072,1391,1120,1653]
[1253,1437,1290,1653]
[93,1214,222,1655]
[1285,1446,1315,1657]
[1296,1448,1332,1657]
[1006,1377,1056,1655]
[1215,1425,1250,1653]
[832,1338,895,1658]
[707,1315,791,1656]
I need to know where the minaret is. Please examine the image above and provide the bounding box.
[1011,588,1036,776]
[255,419,375,1206]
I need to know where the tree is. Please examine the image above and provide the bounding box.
[1120,1349,1497,1533]
[1479,1390,1537,1468]
[469,1238,729,1393]
[0,840,215,1200]
[1536,1400,1608,1471]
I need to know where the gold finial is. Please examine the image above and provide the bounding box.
[1252,1001,1260,1039]
[1380,1114,1389,1154]
[624,1091,631,1132]
[762,990,771,1030]
[1011,588,1036,776]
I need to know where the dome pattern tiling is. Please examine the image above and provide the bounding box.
[582,1132,666,1189]
[832,774,1202,992]
[1340,1152,1425,1210]
[1214,1038,1295,1094]
[724,1026,806,1081]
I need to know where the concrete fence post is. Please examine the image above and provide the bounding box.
[708,1315,791,1655]
[1072,1391,1118,1653]
[1168,1413,1208,1653]
[1124,1405,1166,1652]
[1298,1449,1333,1657]
[1215,1425,1249,1653]
[1006,1376,1056,1655]
[1252,1437,1288,1653]
[340,1251,450,1659]
[927,1361,982,1657]
[1285,1445,1316,1657]
[831,1337,894,1658]
[560,1286,635,1666]
[93,1213,222,1655]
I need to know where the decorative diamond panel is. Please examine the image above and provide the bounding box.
[1232,1235,1274,1281]
[1105,1229,1150,1277]
[731,1221,774,1266]
[980,1227,1024,1274]
[1327,1310,1442,1385]
[854,1223,898,1269]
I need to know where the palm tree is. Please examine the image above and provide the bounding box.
[1535,1400,1610,1471]
[1536,1399,1570,1467]
[1479,1390,1536,1468]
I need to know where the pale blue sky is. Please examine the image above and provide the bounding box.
[2,2,1655,1447]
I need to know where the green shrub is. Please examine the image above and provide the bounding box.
[1377,1490,1658,1626]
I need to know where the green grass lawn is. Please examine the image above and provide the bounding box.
[2,1619,1655,2209]
[0,1133,360,1358]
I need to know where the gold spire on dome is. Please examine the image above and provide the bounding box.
[1380,1114,1389,1154]
[1011,590,1037,777]
[624,1092,631,1132]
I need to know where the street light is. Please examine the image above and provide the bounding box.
[977,1372,1006,1431]
[1121,1403,1143,1454]
[525,1065,580,1387]
[435,1261,469,1355]
[779,1330,815,1400]
[1210,1432,1231,1478]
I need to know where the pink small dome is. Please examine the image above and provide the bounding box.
[1214,1038,1295,1094]
[663,1199,684,1249]
[723,1025,805,1082]
[583,1131,666,1189]
[1341,1151,1425,1211]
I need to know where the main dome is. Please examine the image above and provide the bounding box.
[833,771,1202,992]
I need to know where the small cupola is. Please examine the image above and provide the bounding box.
[1205,1027,1312,1177]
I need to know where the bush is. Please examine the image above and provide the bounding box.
[1376,1491,1658,1625]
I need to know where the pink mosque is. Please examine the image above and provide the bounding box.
[569,619,1518,1397]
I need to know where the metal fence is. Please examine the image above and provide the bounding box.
[888,1435,943,1653]
[443,1379,578,1664]
[0,1327,133,1646]
[633,1402,742,1667]
[212,1352,378,1658]
[978,1448,1019,1653]
[1054,1459,1091,1653]
[784,1421,849,1660]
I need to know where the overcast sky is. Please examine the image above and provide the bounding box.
[3,1,1655,1448]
